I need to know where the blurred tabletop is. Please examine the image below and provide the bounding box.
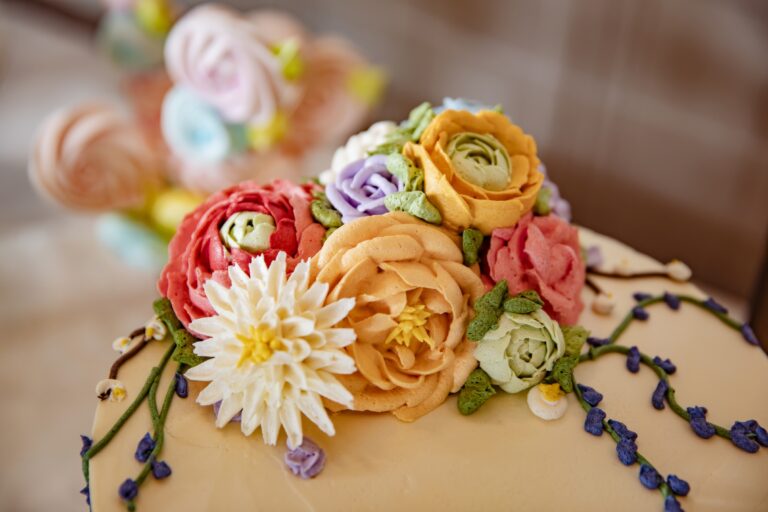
[0,2,753,511]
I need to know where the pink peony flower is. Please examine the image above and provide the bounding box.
[158,180,325,329]
[487,213,585,325]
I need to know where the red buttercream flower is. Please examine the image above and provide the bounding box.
[158,180,325,329]
[486,213,585,325]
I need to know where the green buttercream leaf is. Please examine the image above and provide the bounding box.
[457,368,497,415]
[467,280,508,341]
[369,102,435,155]
[534,186,552,216]
[153,298,205,368]
[550,354,579,393]
[561,324,589,357]
[461,228,484,266]
[310,192,343,229]
[502,289,544,314]
[384,191,441,224]
[386,153,424,192]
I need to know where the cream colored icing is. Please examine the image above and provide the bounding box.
[90,228,768,511]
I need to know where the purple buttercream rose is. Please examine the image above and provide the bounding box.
[539,164,572,221]
[325,154,403,223]
[284,437,326,479]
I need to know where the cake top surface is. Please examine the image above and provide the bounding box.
[79,96,768,512]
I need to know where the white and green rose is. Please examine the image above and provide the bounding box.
[473,308,565,393]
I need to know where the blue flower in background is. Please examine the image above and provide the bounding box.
[97,214,168,271]
[434,97,497,114]
[162,86,247,164]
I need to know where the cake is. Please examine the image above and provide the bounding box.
[81,99,767,511]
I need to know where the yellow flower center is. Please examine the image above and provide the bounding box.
[237,325,283,367]
[538,382,564,403]
[385,305,434,349]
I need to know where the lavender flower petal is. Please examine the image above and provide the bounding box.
[285,437,326,479]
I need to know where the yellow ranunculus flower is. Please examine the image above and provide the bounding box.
[404,110,543,234]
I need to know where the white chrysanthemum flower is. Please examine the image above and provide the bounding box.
[185,252,357,448]
[318,121,397,185]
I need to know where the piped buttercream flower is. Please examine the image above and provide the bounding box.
[281,37,377,155]
[325,154,403,223]
[184,253,357,448]
[311,212,485,422]
[487,213,585,325]
[404,109,543,233]
[161,86,247,164]
[319,121,397,185]
[30,103,163,211]
[474,308,565,393]
[158,180,325,329]
[164,4,298,125]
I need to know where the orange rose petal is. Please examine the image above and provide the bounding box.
[351,343,397,390]
[328,257,379,300]
[350,313,397,344]
[341,235,424,268]
[421,289,451,315]
[451,340,479,393]
[380,222,463,263]
[426,314,449,346]
[393,368,453,422]
[439,260,487,301]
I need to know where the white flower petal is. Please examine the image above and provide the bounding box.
[315,298,356,328]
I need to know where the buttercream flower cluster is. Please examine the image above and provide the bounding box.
[158,98,586,448]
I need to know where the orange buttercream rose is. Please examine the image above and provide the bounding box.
[404,110,543,234]
[311,212,485,421]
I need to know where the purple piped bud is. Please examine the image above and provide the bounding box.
[652,380,668,410]
[626,346,641,373]
[577,384,603,407]
[755,425,768,447]
[632,306,649,321]
[663,292,681,310]
[652,356,676,374]
[740,324,759,346]
[730,432,759,453]
[285,438,326,479]
[608,419,638,440]
[587,336,610,347]
[633,292,652,302]
[80,485,90,506]
[667,475,690,496]
[616,438,638,465]
[638,464,662,489]
[584,407,606,436]
[174,372,188,398]
[80,435,93,457]
[687,407,715,439]
[325,155,402,224]
[151,459,172,479]
[135,433,155,463]
[703,297,727,314]
[664,495,685,512]
[118,478,138,501]
[585,245,603,269]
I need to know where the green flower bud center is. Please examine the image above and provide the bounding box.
[447,132,511,191]
[220,212,276,253]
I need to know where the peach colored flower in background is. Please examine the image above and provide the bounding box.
[487,213,585,325]
[246,9,309,47]
[404,109,543,234]
[30,103,163,211]
[311,212,485,422]
[121,70,173,154]
[281,37,374,155]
